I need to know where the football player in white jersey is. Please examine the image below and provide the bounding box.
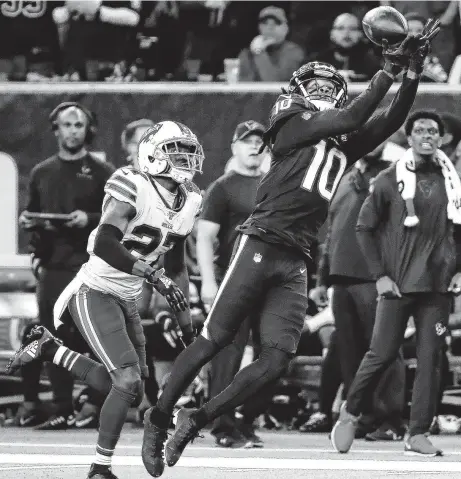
[6,121,204,479]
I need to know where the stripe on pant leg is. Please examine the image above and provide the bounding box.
[75,291,116,371]
[201,234,249,340]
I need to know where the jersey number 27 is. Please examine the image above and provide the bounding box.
[301,140,347,201]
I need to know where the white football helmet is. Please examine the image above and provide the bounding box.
[137,121,204,183]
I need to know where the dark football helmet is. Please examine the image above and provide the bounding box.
[288,62,348,111]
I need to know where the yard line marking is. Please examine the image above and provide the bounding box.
[1,454,461,472]
[0,442,458,455]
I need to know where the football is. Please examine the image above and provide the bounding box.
[362,6,408,47]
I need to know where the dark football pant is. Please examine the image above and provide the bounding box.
[22,268,76,412]
[332,282,405,424]
[346,293,451,436]
[155,235,307,423]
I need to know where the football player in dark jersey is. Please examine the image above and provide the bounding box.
[141,23,440,478]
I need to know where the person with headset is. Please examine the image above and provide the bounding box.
[16,102,114,430]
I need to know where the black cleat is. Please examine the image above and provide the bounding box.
[87,463,118,479]
[142,408,168,477]
[165,408,202,467]
[5,325,60,374]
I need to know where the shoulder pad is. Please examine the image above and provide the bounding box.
[269,94,317,129]
[104,167,148,208]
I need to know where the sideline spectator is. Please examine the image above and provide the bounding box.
[238,6,304,82]
[0,0,61,81]
[17,102,114,429]
[308,13,381,81]
[52,1,141,81]
[312,147,406,440]
[332,110,461,456]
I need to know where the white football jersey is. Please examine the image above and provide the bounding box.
[78,167,202,299]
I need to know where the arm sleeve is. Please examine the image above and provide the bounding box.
[93,223,137,274]
[200,181,228,224]
[356,175,390,279]
[272,70,394,153]
[343,73,420,162]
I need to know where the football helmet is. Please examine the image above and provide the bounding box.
[288,62,348,111]
[137,121,204,184]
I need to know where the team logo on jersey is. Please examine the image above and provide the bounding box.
[418,180,434,199]
[79,164,92,178]
[435,322,447,337]
[162,221,173,230]
[301,112,312,121]
[253,253,262,263]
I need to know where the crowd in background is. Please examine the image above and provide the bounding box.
[1,0,461,83]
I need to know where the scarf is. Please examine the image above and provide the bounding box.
[396,148,461,227]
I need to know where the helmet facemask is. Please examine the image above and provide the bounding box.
[289,62,348,111]
[152,137,204,184]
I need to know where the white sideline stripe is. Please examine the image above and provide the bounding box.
[0,443,460,455]
[202,234,248,335]
[1,454,461,472]
[0,466,87,471]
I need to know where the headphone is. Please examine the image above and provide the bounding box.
[121,118,155,151]
[49,101,97,144]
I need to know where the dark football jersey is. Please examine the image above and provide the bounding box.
[238,70,418,259]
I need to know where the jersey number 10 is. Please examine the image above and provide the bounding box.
[301,140,347,201]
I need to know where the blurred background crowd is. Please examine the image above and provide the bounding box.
[1,0,461,84]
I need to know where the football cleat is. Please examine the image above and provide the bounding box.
[142,408,168,477]
[299,412,331,433]
[5,325,60,375]
[165,408,203,467]
[87,463,118,479]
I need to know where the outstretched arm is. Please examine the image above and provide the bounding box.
[342,70,420,162]
[273,66,396,153]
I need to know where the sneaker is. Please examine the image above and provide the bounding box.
[404,434,443,457]
[75,403,99,429]
[142,408,168,478]
[87,463,118,479]
[330,402,359,453]
[365,425,404,442]
[238,422,264,449]
[299,412,331,433]
[34,413,76,431]
[8,401,44,427]
[214,433,240,448]
[5,326,60,374]
[165,408,202,467]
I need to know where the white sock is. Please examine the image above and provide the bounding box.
[95,445,114,466]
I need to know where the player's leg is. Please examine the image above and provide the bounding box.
[404,293,450,456]
[163,251,307,467]
[68,286,144,473]
[143,235,269,476]
[331,284,362,395]
[331,296,412,453]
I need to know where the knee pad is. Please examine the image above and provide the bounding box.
[112,382,141,407]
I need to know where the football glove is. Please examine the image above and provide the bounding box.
[145,268,188,312]
[383,18,441,69]
[408,41,430,74]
